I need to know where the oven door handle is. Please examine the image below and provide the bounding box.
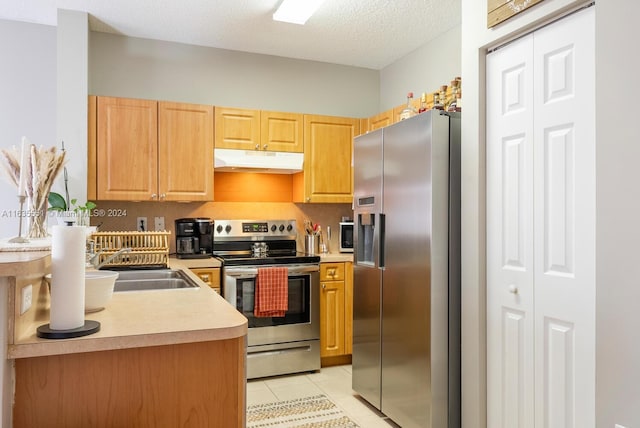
[224,264,319,277]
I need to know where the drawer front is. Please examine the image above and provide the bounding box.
[320,263,345,281]
[190,268,221,288]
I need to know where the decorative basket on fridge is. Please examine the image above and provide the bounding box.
[91,231,171,268]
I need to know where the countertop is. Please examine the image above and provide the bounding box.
[319,252,354,263]
[1,253,247,360]
[171,254,353,265]
[170,256,222,268]
[0,251,50,276]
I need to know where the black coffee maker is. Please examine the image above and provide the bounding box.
[175,218,213,259]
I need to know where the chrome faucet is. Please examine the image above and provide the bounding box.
[86,243,132,270]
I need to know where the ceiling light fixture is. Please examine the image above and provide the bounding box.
[272,0,326,25]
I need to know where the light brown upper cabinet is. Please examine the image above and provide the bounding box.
[293,114,359,203]
[368,108,394,132]
[91,96,213,202]
[214,107,303,153]
[158,101,214,201]
[261,111,304,152]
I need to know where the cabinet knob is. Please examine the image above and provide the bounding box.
[151,193,157,200]
[263,144,268,150]
[322,283,326,290]
[160,193,166,200]
[255,144,260,150]
[508,284,518,294]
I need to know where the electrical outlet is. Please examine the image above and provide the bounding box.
[154,216,165,231]
[20,284,32,315]
[137,217,148,232]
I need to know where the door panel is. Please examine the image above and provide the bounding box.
[96,97,158,201]
[487,7,595,428]
[533,8,595,428]
[158,102,213,201]
[487,33,535,428]
[352,129,383,410]
[261,111,303,153]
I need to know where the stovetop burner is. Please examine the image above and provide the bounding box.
[212,219,320,266]
[215,252,320,267]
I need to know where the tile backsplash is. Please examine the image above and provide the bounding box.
[90,201,353,255]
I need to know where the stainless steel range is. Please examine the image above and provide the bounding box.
[214,219,321,379]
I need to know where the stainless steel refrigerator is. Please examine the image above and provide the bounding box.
[352,110,461,428]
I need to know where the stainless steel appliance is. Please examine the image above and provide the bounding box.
[175,218,213,259]
[339,221,353,253]
[214,219,321,379]
[352,111,461,428]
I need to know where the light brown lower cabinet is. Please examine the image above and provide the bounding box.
[319,261,353,365]
[190,267,221,294]
[13,338,245,428]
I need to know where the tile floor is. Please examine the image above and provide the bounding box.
[247,364,399,427]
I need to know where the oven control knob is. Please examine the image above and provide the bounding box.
[279,224,285,232]
[225,225,232,233]
[216,225,223,233]
[271,224,277,232]
[287,224,293,232]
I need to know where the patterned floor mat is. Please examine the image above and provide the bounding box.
[247,394,359,428]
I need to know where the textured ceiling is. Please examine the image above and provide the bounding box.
[0,0,461,70]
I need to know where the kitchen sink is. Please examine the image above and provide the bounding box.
[112,269,200,292]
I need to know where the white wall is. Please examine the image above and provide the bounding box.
[89,32,380,118]
[0,20,57,239]
[595,2,640,427]
[379,25,461,112]
[57,10,89,208]
[461,1,640,427]
[0,19,55,428]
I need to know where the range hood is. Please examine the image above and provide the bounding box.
[214,149,303,174]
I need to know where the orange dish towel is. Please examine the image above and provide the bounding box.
[254,267,289,317]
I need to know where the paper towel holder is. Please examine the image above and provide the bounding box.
[36,320,100,339]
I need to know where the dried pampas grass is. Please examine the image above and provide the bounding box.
[0,143,66,238]
[0,146,21,188]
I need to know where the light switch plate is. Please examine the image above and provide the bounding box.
[137,217,148,231]
[154,216,165,231]
[20,284,33,314]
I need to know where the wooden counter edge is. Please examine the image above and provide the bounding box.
[7,321,247,359]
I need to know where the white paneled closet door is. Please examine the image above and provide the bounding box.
[532,8,595,428]
[487,7,595,428]
[487,33,535,428]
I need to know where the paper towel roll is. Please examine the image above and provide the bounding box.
[50,225,86,330]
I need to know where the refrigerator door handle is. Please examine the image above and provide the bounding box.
[379,213,385,269]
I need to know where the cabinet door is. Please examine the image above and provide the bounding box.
[368,108,394,131]
[87,96,97,200]
[296,114,359,203]
[260,111,303,152]
[344,261,353,355]
[214,107,260,150]
[159,102,214,201]
[359,118,369,135]
[320,279,345,357]
[96,97,158,201]
[190,268,221,294]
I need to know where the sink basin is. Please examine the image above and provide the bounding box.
[112,269,200,292]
